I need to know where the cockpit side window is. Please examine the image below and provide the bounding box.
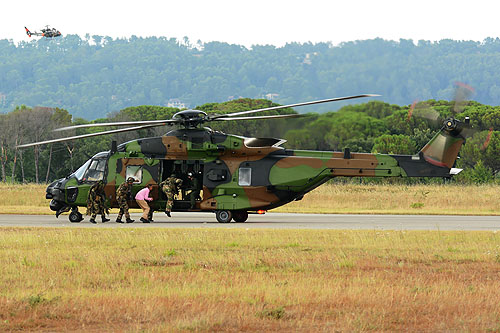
[83,158,107,182]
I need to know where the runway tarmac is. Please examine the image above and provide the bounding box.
[0,212,498,230]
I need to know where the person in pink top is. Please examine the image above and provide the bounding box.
[135,184,154,223]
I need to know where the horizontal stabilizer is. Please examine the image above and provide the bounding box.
[449,168,462,175]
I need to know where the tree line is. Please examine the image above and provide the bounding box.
[0,99,498,184]
[4,36,500,119]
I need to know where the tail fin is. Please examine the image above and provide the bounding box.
[419,118,467,169]
[25,27,31,37]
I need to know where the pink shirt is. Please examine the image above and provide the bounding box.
[135,187,153,201]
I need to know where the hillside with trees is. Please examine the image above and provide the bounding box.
[3,36,500,119]
[0,99,498,184]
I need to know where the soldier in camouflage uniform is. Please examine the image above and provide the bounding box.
[86,180,110,224]
[159,174,183,217]
[115,177,135,223]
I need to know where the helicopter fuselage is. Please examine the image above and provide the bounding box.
[46,124,465,223]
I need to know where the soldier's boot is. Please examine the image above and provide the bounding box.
[165,211,171,217]
[148,213,154,222]
[90,215,97,224]
[116,216,124,223]
[102,215,110,223]
[125,218,135,223]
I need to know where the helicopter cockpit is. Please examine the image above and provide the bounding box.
[71,153,108,182]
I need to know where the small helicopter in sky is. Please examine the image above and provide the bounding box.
[19,94,472,223]
[25,25,61,38]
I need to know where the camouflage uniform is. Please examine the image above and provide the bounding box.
[159,175,183,214]
[115,177,135,223]
[86,180,109,223]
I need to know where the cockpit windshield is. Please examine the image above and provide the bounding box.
[71,159,91,181]
[70,158,107,182]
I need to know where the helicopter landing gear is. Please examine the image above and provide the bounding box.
[232,211,248,223]
[68,208,83,223]
[215,210,232,223]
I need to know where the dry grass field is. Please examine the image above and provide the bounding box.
[1,183,498,331]
[1,228,500,331]
[274,182,500,215]
[0,182,499,215]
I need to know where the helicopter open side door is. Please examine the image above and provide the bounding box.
[113,157,160,208]
[160,159,204,210]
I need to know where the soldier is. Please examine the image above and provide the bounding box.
[159,174,183,217]
[115,177,135,223]
[186,172,201,209]
[86,180,110,224]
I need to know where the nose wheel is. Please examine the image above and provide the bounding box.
[68,208,83,223]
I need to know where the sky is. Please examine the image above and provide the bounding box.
[1,0,499,47]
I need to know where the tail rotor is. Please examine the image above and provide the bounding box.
[409,83,497,171]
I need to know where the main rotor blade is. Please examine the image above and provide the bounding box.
[17,124,163,148]
[54,119,178,132]
[211,94,380,119]
[215,114,304,121]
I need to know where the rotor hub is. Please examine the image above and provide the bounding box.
[172,110,207,128]
[444,118,457,131]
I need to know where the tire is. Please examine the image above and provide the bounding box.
[215,210,232,223]
[69,211,82,223]
[232,211,248,223]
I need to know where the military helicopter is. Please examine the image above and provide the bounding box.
[18,94,471,223]
[25,25,62,38]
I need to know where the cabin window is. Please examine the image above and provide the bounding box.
[238,168,252,186]
[83,158,106,182]
[126,166,142,183]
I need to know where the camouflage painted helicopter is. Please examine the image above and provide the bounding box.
[19,94,471,223]
[25,25,61,38]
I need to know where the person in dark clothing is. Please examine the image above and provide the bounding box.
[186,172,201,209]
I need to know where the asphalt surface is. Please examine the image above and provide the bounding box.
[0,212,498,230]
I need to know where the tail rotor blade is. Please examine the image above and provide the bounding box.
[407,100,417,121]
[411,101,441,125]
[481,127,494,151]
[453,81,475,114]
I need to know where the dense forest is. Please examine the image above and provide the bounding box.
[3,36,500,119]
[0,99,498,184]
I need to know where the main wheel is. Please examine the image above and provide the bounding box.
[215,210,232,223]
[232,211,248,223]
